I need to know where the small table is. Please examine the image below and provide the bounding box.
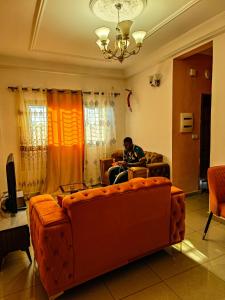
[58,182,88,207]
[59,182,87,194]
[0,210,32,269]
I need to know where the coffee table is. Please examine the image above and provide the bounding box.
[58,182,88,206]
[59,182,87,194]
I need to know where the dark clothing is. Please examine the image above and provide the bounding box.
[108,166,128,185]
[123,145,145,165]
[108,144,145,184]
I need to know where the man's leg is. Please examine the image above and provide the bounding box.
[114,170,128,184]
[108,166,121,185]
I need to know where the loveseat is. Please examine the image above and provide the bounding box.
[100,150,170,185]
[29,177,185,298]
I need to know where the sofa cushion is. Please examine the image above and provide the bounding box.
[144,151,163,163]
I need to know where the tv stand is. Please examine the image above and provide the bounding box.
[0,210,31,269]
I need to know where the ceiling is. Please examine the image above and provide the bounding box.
[0,0,225,73]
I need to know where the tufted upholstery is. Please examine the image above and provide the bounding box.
[100,150,169,185]
[29,195,74,297]
[208,166,225,216]
[170,187,185,243]
[29,178,185,297]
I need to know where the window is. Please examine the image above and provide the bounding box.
[28,105,47,146]
[84,107,105,144]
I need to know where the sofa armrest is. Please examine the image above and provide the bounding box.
[29,195,74,297]
[100,158,113,184]
[147,162,170,179]
[128,167,148,180]
[170,187,185,244]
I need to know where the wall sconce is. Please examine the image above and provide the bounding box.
[189,68,197,77]
[204,69,211,80]
[149,73,161,87]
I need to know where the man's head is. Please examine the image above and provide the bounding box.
[123,137,133,151]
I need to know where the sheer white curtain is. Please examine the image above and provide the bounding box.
[17,88,47,195]
[84,92,117,186]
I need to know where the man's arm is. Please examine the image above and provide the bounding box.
[127,146,146,167]
[127,157,146,167]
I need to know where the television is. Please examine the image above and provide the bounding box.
[5,153,26,213]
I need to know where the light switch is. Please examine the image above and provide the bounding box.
[180,113,193,133]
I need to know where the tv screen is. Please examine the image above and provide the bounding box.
[6,153,17,213]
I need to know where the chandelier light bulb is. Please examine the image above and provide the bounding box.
[96,39,109,50]
[118,20,133,37]
[132,31,146,46]
[118,39,130,49]
[95,27,110,41]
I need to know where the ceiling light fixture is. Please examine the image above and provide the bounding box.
[90,0,147,63]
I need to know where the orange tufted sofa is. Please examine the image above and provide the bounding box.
[29,177,185,298]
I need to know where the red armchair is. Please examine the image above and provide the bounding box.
[202,166,225,239]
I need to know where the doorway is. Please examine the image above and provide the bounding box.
[199,94,211,191]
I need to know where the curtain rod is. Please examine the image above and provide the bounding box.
[7,86,120,97]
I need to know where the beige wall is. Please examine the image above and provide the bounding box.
[211,32,225,166]
[0,68,126,192]
[125,60,173,166]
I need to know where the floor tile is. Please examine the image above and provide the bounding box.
[204,222,225,244]
[176,231,225,264]
[0,283,48,300]
[203,254,225,282]
[104,261,161,299]
[0,259,40,298]
[185,208,220,232]
[185,194,209,213]
[145,248,198,280]
[60,279,114,300]
[123,282,180,300]
[165,264,225,300]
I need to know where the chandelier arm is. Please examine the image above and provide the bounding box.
[124,46,141,57]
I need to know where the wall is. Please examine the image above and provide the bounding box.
[210,32,225,166]
[125,59,173,165]
[0,68,126,192]
[172,54,212,193]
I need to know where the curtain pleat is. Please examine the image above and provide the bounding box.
[17,88,47,195]
[83,92,117,186]
[45,90,84,193]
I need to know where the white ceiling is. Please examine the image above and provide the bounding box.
[0,0,225,73]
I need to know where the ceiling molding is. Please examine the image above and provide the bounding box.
[145,0,202,39]
[0,55,125,80]
[31,48,107,63]
[28,0,203,65]
[125,11,225,78]
[30,0,48,50]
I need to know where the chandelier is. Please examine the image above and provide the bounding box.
[90,0,147,63]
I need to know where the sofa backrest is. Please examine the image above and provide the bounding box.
[63,177,172,283]
[111,150,163,164]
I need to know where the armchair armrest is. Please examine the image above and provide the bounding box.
[147,162,170,179]
[128,167,148,180]
[100,158,113,185]
[29,195,74,297]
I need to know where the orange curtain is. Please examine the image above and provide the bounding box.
[45,90,84,193]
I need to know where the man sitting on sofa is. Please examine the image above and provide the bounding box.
[108,137,146,184]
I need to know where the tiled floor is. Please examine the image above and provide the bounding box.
[1,193,225,300]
